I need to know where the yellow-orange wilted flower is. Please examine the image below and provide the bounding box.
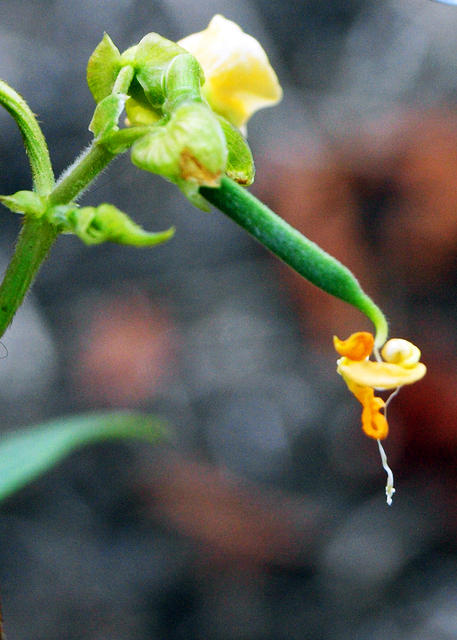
[333,331,426,504]
[178,14,282,132]
[334,332,426,439]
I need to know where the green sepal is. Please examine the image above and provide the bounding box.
[89,93,128,138]
[125,96,162,126]
[47,202,174,247]
[0,190,47,217]
[131,102,227,190]
[133,33,188,109]
[216,116,255,186]
[163,53,204,113]
[125,77,163,126]
[87,33,122,103]
[120,44,137,65]
[176,179,211,211]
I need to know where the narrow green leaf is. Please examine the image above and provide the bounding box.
[0,411,168,503]
[87,33,122,103]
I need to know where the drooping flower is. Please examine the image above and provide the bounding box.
[178,14,282,133]
[334,331,426,504]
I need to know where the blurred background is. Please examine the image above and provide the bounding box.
[0,1,456,638]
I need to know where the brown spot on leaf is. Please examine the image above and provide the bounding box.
[179,148,221,186]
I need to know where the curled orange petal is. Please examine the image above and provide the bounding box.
[362,393,389,440]
[333,332,374,361]
[345,380,389,440]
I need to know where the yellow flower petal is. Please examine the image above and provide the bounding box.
[178,15,282,131]
[337,358,426,390]
[333,332,374,360]
[381,338,421,368]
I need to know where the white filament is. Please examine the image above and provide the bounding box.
[376,387,400,506]
[377,438,395,506]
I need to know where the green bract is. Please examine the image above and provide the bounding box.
[133,33,190,109]
[49,202,174,247]
[0,190,47,216]
[216,116,254,186]
[89,93,128,139]
[87,33,122,103]
[0,190,174,248]
[131,102,227,206]
[59,203,175,246]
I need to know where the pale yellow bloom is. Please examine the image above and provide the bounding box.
[178,15,282,132]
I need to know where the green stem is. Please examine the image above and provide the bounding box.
[201,177,388,346]
[0,79,54,195]
[0,144,114,336]
[0,218,58,335]
[49,143,115,205]
[0,80,58,336]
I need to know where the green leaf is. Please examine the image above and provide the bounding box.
[216,116,255,186]
[87,33,122,103]
[89,93,128,138]
[0,411,168,503]
[0,190,47,216]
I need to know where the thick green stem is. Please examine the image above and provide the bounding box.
[201,177,388,346]
[0,218,58,335]
[0,80,58,336]
[0,143,115,335]
[0,144,114,336]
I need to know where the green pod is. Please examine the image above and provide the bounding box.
[201,177,388,346]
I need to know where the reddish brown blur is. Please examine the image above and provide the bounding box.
[136,453,318,569]
[71,292,176,406]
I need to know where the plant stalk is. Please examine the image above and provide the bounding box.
[0,218,58,336]
[49,143,115,205]
[0,79,54,195]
